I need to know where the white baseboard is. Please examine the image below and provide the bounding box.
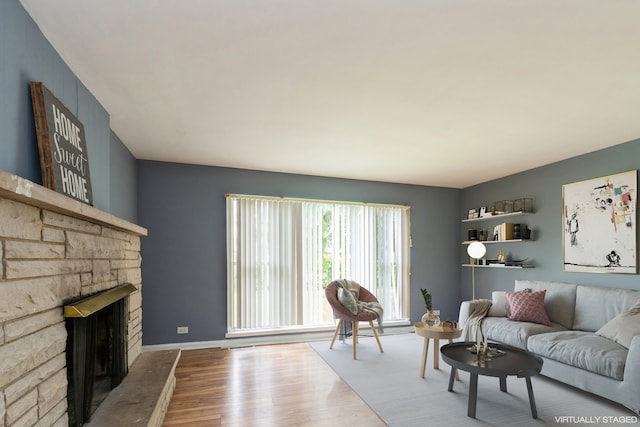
[142,323,413,352]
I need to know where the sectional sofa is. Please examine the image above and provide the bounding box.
[458,280,640,415]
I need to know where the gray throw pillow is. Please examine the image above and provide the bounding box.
[595,298,640,348]
[338,287,359,314]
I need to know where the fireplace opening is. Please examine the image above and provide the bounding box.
[64,284,135,427]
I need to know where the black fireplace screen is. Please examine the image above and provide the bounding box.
[65,293,129,426]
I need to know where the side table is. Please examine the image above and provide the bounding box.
[414,322,462,378]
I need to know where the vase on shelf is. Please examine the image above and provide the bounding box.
[421,310,440,327]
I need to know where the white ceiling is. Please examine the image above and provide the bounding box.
[20,0,640,188]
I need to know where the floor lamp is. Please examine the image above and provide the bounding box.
[467,241,487,300]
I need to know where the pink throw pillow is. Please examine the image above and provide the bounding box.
[505,290,551,326]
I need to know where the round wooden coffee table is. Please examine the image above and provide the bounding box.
[441,342,543,419]
[414,322,462,378]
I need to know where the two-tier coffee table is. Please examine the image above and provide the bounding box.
[413,322,462,378]
[440,342,543,419]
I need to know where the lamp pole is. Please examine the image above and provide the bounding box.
[467,241,487,300]
[472,262,477,300]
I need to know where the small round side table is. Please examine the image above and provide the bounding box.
[414,322,462,378]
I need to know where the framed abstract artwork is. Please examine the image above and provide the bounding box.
[563,170,637,274]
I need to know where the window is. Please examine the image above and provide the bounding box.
[226,194,410,336]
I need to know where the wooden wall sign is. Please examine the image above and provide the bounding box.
[30,82,93,205]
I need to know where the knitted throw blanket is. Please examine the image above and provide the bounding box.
[461,299,492,342]
[359,301,384,334]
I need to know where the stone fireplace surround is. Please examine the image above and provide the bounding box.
[0,169,173,426]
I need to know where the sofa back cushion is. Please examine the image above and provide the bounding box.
[515,280,577,328]
[573,285,640,332]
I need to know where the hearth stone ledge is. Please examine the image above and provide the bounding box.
[84,349,181,427]
[0,170,172,427]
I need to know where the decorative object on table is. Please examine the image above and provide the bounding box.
[476,343,490,364]
[562,170,637,274]
[441,320,456,329]
[466,344,507,359]
[466,241,486,300]
[422,311,440,326]
[420,288,440,326]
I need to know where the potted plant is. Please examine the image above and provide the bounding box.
[420,288,440,326]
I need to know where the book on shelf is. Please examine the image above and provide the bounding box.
[492,222,514,240]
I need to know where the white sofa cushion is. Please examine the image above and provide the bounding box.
[573,285,640,332]
[527,330,628,380]
[482,317,566,349]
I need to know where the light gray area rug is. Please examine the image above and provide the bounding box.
[310,333,637,427]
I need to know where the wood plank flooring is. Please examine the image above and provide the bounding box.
[162,343,385,426]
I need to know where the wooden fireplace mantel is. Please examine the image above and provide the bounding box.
[0,168,147,236]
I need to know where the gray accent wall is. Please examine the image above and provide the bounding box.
[460,138,640,299]
[137,160,461,345]
[1,0,137,219]
[110,131,138,222]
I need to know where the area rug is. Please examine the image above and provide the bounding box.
[310,333,637,426]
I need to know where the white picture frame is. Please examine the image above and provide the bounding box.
[562,170,637,274]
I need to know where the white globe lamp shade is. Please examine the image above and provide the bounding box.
[467,241,487,260]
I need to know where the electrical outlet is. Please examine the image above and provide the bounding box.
[177,326,189,334]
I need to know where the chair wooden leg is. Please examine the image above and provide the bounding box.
[329,320,342,349]
[369,321,384,353]
[352,321,358,359]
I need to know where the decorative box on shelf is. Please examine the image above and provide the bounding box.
[513,198,533,213]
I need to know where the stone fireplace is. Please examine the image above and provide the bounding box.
[0,169,146,426]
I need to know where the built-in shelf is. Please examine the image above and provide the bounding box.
[462,263,535,269]
[462,211,531,223]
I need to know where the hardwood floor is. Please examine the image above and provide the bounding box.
[162,343,386,426]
